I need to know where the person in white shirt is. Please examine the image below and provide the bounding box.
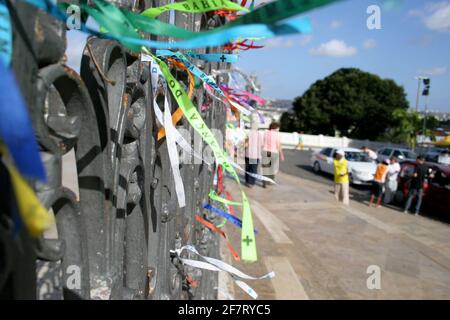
[362,146,378,161]
[438,149,450,166]
[384,156,402,204]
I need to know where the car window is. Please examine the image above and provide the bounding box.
[393,150,402,158]
[345,152,372,163]
[400,164,415,178]
[382,148,392,156]
[321,148,332,157]
[402,151,417,159]
[426,154,438,163]
[431,169,450,189]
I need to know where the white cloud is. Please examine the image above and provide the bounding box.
[330,20,343,29]
[363,39,377,49]
[424,3,450,31]
[420,66,448,76]
[411,1,450,32]
[309,40,357,57]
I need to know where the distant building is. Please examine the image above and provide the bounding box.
[418,111,450,122]
[256,99,294,129]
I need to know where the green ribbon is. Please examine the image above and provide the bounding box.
[209,190,242,206]
[150,53,257,262]
[53,0,319,51]
[228,0,340,26]
[81,1,142,52]
[141,0,248,18]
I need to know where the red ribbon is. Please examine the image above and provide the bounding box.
[225,191,236,216]
[224,40,265,51]
[217,164,224,195]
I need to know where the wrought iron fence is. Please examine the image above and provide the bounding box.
[0,0,228,300]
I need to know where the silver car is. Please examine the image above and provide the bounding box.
[377,147,417,163]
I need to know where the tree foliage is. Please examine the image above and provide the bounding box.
[382,111,441,148]
[281,68,410,140]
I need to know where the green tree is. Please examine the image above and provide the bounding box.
[384,109,421,149]
[280,111,297,132]
[286,68,409,140]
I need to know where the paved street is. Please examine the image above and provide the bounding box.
[220,150,450,299]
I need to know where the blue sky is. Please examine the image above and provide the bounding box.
[66,0,450,112]
[236,0,450,112]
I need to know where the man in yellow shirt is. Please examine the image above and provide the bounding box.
[333,150,349,205]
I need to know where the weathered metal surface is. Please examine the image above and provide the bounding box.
[0,0,229,299]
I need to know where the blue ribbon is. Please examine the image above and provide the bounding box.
[156,50,226,97]
[0,60,46,181]
[0,0,12,66]
[24,0,313,50]
[186,53,239,63]
[203,203,258,234]
[121,17,312,50]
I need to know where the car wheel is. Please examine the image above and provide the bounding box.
[313,162,321,173]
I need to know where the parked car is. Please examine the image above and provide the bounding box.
[394,161,450,215]
[377,147,417,163]
[311,147,377,185]
[424,149,444,163]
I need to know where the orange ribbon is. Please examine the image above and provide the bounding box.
[156,59,195,141]
[195,214,240,261]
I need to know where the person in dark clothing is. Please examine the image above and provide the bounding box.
[403,155,430,215]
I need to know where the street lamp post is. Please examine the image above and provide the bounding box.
[414,76,428,112]
[415,76,431,144]
[415,77,421,112]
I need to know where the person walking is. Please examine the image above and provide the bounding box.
[384,156,401,204]
[333,150,349,205]
[370,159,390,207]
[295,132,305,150]
[261,122,284,187]
[362,146,378,161]
[245,113,264,188]
[404,155,429,215]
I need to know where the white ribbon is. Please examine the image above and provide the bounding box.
[171,245,275,299]
[229,159,276,184]
[163,97,186,208]
[148,55,185,208]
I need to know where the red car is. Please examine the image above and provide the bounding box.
[395,161,450,215]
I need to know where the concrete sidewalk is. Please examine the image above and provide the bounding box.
[220,172,450,300]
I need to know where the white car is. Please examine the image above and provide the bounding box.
[311,147,377,185]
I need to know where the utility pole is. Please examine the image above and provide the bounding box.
[421,78,431,144]
[422,94,429,143]
[415,77,422,112]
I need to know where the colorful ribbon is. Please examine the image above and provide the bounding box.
[141,0,248,18]
[186,53,239,63]
[209,190,242,206]
[203,203,258,235]
[156,50,253,117]
[0,60,46,181]
[150,53,258,261]
[0,0,12,66]
[27,0,314,51]
[222,85,266,105]
[171,245,274,299]
[195,214,240,261]
[1,145,53,237]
